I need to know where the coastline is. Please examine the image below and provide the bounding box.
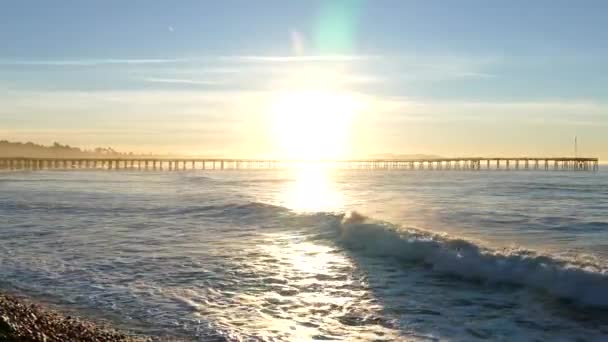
[0,292,150,342]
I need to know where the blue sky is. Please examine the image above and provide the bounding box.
[1,0,606,158]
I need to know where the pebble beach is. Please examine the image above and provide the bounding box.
[0,293,149,342]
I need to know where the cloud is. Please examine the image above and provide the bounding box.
[369,97,608,126]
[0,89,271,119]
[165,67,240,74]
[142,78,225,86]
[224,55,379,63]
[168,26,174,32]
[0,58,185,66]
[0,89,275,154]
[1,54,480,88]
[0,55,376,67]
[2,88,606,158]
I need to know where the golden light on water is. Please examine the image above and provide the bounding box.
[281,165,344,213]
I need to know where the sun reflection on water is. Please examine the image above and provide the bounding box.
[256,234,381,341]
[280,164,344,213]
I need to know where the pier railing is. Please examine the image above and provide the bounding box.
[0,157,599,172]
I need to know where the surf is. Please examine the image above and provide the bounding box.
[324,211,608,308]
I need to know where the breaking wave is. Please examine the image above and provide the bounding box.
[176,200,608,308]
[326,211,608,308]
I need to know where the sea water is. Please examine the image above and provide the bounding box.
[1,168,607,341]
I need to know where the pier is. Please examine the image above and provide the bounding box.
[0,157,599,172]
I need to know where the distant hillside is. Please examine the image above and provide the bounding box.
[1,140,447,160]
[0,140,137,158]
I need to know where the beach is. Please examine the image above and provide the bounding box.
[0,293,147,341]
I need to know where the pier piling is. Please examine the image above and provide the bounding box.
[0,157,599,172]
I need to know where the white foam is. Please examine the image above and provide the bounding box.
[334,211,608,307]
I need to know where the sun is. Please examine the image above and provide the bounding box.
[270,89,359,160]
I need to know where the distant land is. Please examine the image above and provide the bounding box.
[0,140,144,158]
[0,140,446,160]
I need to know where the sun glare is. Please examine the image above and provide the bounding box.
[280,165,344,213]
[270,90,359,160]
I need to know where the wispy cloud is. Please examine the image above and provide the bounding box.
[0,58,186,66]
[2,89,606,158]
[370,97,608,125]
[0,89,273,154]
[142,78,225,86]
[0,54,487,86]
[223,55,379,63]
[166,68,240,74]
[0,55,376,67]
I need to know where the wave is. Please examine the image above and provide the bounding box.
[328,211,608,308]
[123,198,608,308]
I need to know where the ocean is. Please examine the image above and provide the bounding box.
[1,168,607,341]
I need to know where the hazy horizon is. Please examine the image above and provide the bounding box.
[1,1,607,159]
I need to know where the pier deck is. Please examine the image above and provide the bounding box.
[0,157,599,172]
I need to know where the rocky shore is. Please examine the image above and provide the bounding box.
[0,293,149,342]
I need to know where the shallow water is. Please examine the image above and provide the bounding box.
[1,168,607,341]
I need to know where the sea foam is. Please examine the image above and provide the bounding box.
[332,211,608,308]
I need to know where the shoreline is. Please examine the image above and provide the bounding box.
[0,292,150,342]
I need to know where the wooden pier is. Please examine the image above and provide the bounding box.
[0,157,599,172]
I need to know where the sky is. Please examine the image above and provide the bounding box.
[1,0,607,159]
